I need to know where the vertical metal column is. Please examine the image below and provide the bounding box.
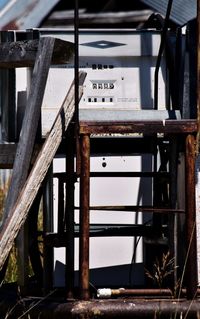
[74,0,81,176]
[57,178,64,234]
[43,165,54,293]
[185,134,198,299]
[169,137,178,289]
[79,134,90,300]
[65,126,75,299]
[197,0,200,151]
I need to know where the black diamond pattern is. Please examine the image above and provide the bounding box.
[81,40,126,49]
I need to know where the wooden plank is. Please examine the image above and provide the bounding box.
[0,71,86,271]
[3,37,56,220]
[0,38,74,68]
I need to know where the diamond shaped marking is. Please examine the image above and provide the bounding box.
[80,40,126,49]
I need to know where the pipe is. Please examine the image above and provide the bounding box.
[65,126,75,299]
[197,0,200,152]
[30,299,200,318]
[79,134,90,300]
[185,134,198,299]
[97,288,173,298]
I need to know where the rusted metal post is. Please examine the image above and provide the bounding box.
[79,134,90,300]
[197,0,200,152]
[43,165,54,293]
[169,137,178,289]
[24,299,200,318]
[74,0,81,176]
[65,126,75,299]
[57,178,64,234]
[185,134,198,299]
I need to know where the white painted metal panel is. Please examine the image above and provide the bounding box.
[39,29,169,135]
[53,155,152,287]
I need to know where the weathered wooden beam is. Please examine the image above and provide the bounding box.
[0,38,74,68]
[0,71,86,271]
[3,37,57,220]
[79,120,198,135]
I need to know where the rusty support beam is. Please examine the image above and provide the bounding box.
[57,178,64,234]
[79,134,90,300]
[185,134,198,299]
[65,126,75,299]
[79,120,197,135]
[24,299,200,318]
[197,0,200,152]
[86,206,184,214]
[97,288,184,298]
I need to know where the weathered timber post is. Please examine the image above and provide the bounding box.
[0,72,86,271]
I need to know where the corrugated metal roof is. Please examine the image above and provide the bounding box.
[141,0,196,26]
[0,0,61,30]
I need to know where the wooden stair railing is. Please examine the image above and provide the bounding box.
[0,71,86,271]
[0,34,86,271]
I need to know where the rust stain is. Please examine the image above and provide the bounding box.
[1,20,19,30]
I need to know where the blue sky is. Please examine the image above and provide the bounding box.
[0,0,8,10]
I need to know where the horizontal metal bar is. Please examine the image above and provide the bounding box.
[45,225,167,247]
[89,172,169,178]
[75,205,185,214]
[79,120,198,135]
[20,298,200,318]
[53,171,169,179]
[97,288,175,298]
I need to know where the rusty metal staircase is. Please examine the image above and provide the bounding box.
[75,116,197,300]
